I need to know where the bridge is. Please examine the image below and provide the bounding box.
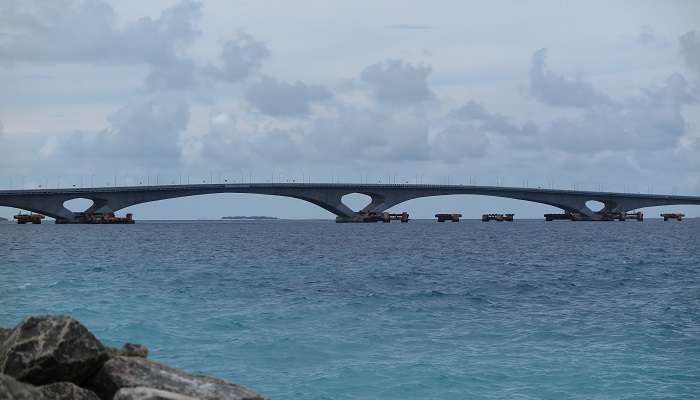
[1,183,699,222]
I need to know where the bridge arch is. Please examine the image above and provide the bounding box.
[118,192,338,220]
[380,194,562,218]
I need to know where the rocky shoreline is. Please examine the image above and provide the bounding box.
[0,315,265,400]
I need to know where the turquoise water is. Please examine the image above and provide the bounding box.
[1,220,698,399]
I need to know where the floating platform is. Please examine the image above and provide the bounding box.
[544,212,585,221]
[14,213,45,224]
[601,211,644,221]
[435,213,462,222]
[661,213,684,221]
[482,213,514,222]
[339,211,409,223]
[376,212,409,223]
[545,211,643,221]
[56,212,135,224]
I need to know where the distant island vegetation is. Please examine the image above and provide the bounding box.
[221,216,278,220]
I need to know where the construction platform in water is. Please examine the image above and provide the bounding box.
[54,212,135,224]
[13,213,45,224]
[11,212,135,224]
[661,213,685,221]
[545,211,644,221]
[436,213,462,222]
[340,211,410,223]
[482,213,514,222]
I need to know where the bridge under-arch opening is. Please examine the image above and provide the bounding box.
[341,193,372,212]
[118,192,338,220]
[585,200,605,212]
[63,198,95,213]
[384,194,563,219]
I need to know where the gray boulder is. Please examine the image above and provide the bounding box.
[0,327,11,345]
[114,387,200,400]
[92,356,265,400]
[121,343,149,358]
[108,343,149,359]
[39,382,100,400]
[0,373,46,399]
[0,315,108,385]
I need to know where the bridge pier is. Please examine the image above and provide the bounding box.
[0,193,77,221]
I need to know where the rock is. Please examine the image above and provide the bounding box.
[106,347,120,358]
[92,356,265,400]
[108,343,149,359]
[114,387,200,400]
[0,328,12,345]
[39,382,100,400]
[0,315,108,386]
[122,343,149,358]
[0,373,46,399]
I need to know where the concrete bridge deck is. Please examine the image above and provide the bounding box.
[1,183,699,222]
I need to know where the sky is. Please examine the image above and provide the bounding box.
[1,0,699,219]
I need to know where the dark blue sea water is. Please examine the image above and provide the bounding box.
[1,220,698,399]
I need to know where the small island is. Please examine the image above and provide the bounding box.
[222,216,278,220]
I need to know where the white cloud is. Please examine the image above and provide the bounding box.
[0,0,201,65]
[542,73,696,153]
[54,94,190,168]
[38,136,61,158]
[145,58,197,92]
[431,125,490,162]
[449,101,538,137]
[204,33,270,83]
[303,106,431,162]
[361,59,433,105]
[529,48,612,108]
[245,77,331,117]
[680,30,700,78]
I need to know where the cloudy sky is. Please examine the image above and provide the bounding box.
[1,0,699,219]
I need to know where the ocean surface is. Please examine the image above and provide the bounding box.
[1,219,698,399]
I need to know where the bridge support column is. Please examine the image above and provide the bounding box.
[534,196,638,221]
[0,194,77,221]
[84,198,116,215]
[296,190,412,222]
